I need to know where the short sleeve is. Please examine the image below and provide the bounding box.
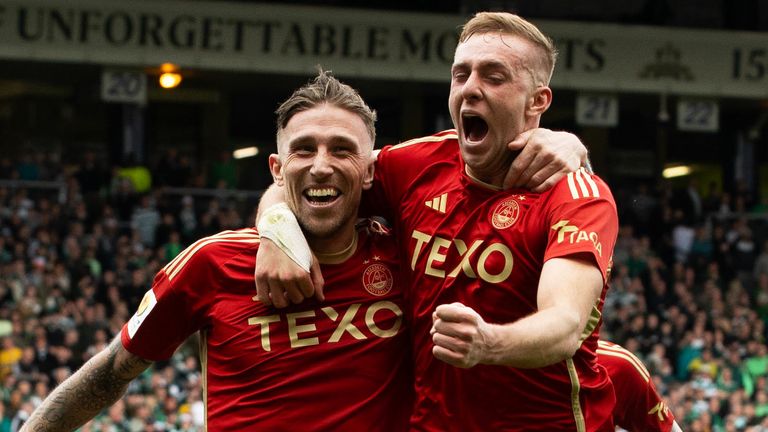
[543,169,618,282]
[121,243,216,361]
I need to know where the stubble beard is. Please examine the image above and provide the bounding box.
[296,207,355,242]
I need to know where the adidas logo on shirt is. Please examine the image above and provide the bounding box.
[425,193,447,213]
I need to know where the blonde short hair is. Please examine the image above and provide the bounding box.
[460,12,558,86]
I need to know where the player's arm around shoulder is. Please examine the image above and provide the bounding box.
[255,190,324,309]
[22,337,152,432]
[504,128,590,192]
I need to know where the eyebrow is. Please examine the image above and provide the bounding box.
[452,59,511,73]
[477,60,509,71]
[287,134,358,150]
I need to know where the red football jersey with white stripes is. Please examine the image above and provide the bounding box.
[121,226,411,432]
[368,130,618,431]
[597,341,675,432]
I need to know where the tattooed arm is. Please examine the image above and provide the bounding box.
[21,337,152,432]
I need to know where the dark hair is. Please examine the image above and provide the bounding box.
[276,68,377,143]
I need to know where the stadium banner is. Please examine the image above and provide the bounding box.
[0,0,767,98]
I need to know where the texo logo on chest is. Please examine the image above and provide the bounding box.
[410,229,514,284]
[247,301,402,351]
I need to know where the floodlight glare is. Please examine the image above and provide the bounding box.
[233,146,260,159]
[662,165,692,178]
[159,72,182,89]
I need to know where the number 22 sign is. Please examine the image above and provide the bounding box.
[677,99,719,133]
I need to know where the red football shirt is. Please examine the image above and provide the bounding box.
[367,130,618,431]
[121,225,411,431]
[597,341,675,432]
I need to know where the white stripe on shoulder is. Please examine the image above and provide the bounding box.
[580,168,600,197]
[163,231,246,274]
[566,169,601,200]
[567,172,579,199]
[163,230,259,277]
[167,236,260,281]
[574,170,590,197]
[389,131,458,151]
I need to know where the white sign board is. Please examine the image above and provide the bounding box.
[676,99,719,132]
[576,94,619,127]
[0,0,766,98]
[101,70,147,104]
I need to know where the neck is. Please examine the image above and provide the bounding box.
[309,228,358,265]
[465,165,503,190]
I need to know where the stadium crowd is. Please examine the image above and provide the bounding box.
[1,151,768,431]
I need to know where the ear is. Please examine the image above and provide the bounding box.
[268,154,284,186]
[362,155,375,191]
[526,86,552,117]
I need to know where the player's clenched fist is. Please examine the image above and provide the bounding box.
[430,302,497,368]
[254,238,324,308]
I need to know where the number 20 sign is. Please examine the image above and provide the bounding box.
[101,70,147,105]
[677,99,719,133]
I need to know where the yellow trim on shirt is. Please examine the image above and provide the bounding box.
[566,358,587,432]
[389,131,458,151]
[199,330,208,432]
[578,304,602,348]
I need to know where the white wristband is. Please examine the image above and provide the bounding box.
[257,203,312,273]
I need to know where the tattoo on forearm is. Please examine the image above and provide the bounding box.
[23,338,151,432]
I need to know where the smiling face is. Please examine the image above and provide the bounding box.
[270,103,374,254]
[449,32,552,187]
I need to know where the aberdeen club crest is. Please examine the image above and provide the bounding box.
[363,263,393,296]
[491,198,520,229]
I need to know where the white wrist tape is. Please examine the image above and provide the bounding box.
[257,203,312,272]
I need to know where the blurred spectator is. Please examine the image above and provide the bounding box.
[754,242,768,280]
[131,195,161,248]
[207,151,237,189]
[730,219,757,282]
[155,149,192,188]
[163,232,183,262]
[673,179,703,225]
[0,338,21,380]
[117,156,152,195]
[15,153,39,181]
[628,183,659,236]
[745,343,768,384]
[76,151,108,197]
[154,213,177,249]
[76,151,109,217]
[703,181,722,214]
[0,403,10,432]
[688,348,718,380]
[689,225,714,272]
[178,195,197,243]
[0,158,15,180]
[672,210,695,262]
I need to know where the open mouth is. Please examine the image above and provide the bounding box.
[462,114,488,143]
[304,187,341,206]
